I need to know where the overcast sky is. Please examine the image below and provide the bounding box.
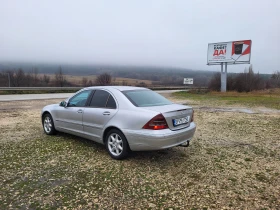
[0,0,279,73]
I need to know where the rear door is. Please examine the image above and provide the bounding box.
[56,90,92,134]
[83,90,118,142]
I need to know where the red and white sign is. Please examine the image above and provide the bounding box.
[207,40,252,65]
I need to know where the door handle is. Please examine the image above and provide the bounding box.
[103,111,110,116]
[77,109,83,114]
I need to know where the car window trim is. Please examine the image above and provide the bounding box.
[85,90,95,107]
[104,94,110,107]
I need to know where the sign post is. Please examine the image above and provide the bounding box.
[220,63,228,92]
[207,40,252,92]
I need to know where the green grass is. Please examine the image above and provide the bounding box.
[173,90,280,109]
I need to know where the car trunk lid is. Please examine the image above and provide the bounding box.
[140,104,193,130]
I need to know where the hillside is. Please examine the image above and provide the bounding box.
[0,62,273,87]
[0,62,216,86]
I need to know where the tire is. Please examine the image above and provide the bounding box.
[42,113,57,135]
[105,129,129,160]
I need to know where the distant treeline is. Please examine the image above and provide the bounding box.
[0,63,277,90]
[0,67,69,87]
[0,63,216,87]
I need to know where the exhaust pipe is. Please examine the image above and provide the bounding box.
[179,140,189,147]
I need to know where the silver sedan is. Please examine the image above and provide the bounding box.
[41,86,196,159]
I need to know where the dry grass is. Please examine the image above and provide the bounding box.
[173,89,280,110]
[39,74,153,86]
[0,96,280,209]
[209,88,280,97]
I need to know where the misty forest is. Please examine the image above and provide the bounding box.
[0,63,279,92]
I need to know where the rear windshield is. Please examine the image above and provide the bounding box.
[122,90,172,107]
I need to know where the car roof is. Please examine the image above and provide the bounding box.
[85,86,148,91]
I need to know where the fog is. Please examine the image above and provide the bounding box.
[0,0,279,73]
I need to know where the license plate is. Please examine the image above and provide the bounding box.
[172,116,190,126]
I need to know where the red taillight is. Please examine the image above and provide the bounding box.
[143,114,169,130]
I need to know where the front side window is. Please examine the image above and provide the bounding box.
[68,90,91,107]
[122,90,172,107]
[89,90,117,109]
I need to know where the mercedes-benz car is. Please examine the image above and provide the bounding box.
[41,86,196,159]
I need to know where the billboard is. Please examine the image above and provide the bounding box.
[207,40,252,65]
[183,78,193,85]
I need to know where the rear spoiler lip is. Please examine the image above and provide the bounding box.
[163,108,193,114]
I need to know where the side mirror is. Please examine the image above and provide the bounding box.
[59,101,68,108]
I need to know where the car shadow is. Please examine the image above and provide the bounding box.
[54,132,192,167]
[128,147,192,166]
[55,132,106,150]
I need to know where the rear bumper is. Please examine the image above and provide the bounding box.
[123,122,196,151]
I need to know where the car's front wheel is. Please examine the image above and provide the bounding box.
[43,113,56,135]
[105,129,129,160]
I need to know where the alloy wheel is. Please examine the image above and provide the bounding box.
[44,116,53,134]
[107,133,123,156]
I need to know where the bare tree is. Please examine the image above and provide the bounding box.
[88,80,93,86]
[95,73,112,86]
[271,71,280,87]
[9,68,25,87]
[208,73,220,91]
[31,67,39,86]
[43,74,50,85]
[82,77,88,87]
[208,65,265,92]
[55,66,67,87]
[0,73,6,86]
[138,82,147,87]
[122,80,127,86]
[25,72,33,87]
[272,71,280,80]
[0,70,12,87]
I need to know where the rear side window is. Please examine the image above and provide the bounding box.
[89,90,117,109]
[90,90,109,107]
[122,90,172,107]
[106,95,116,109]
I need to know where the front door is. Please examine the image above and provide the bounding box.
[56,90,92,135]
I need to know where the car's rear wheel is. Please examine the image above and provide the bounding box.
[43,113,56,135]
[105,129,129,160]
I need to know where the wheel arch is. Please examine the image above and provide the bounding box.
[102,126,130,150]
[41,111,51,124]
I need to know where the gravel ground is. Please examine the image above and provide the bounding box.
[0,97,279,209]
